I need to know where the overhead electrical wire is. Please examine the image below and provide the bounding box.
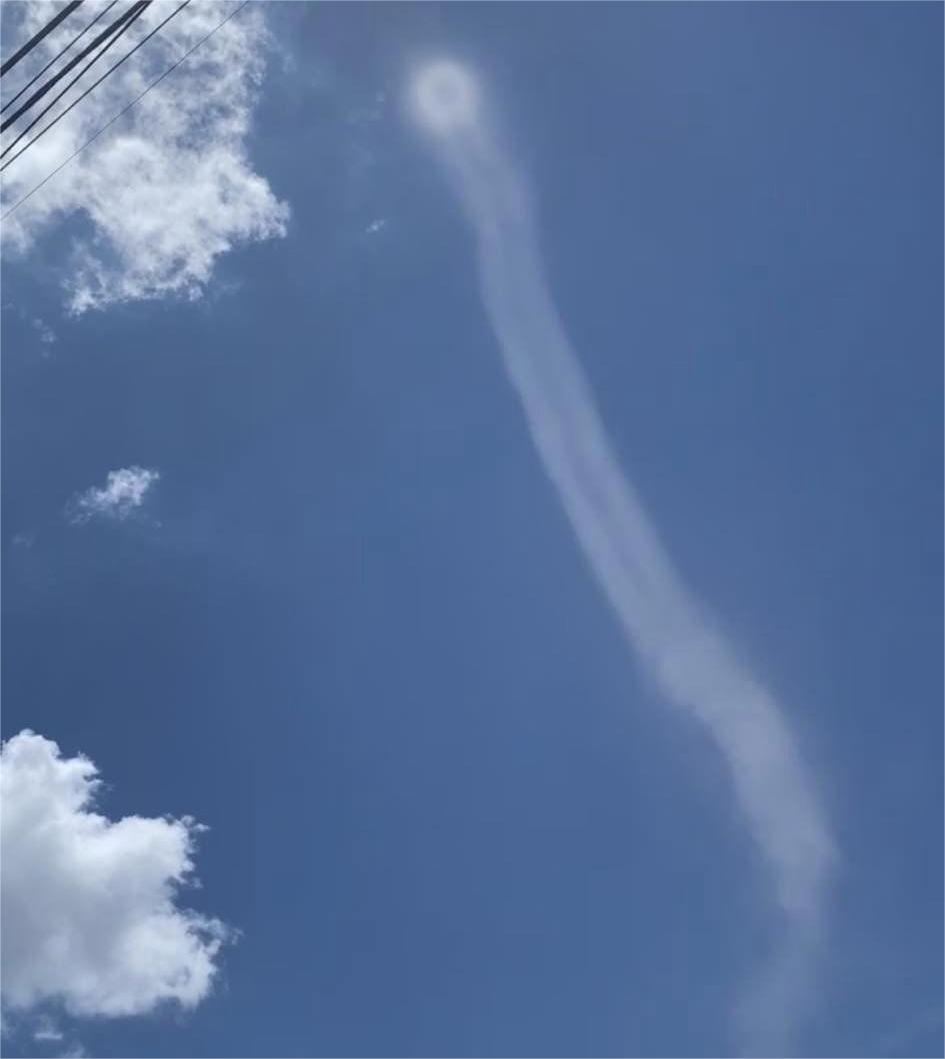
[1,1,149,133]
[1,1,152,160]
[0,0,246,220]
[0,0,191,172]
[0,1,84,78]
[2,0,120,116]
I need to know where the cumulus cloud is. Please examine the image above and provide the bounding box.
[69,465,159,523]
[0,730,231,1018]
[0,1,289,313]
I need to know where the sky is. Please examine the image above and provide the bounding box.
[1,3,942,1058]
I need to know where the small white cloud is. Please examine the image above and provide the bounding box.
[0,730,232,1019]
[32,317,56,346]
[32,1016,63,1042]
[69,467,160,524]
[365,218,387,236]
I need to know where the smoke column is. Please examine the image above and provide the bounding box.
[408,60,836,1053]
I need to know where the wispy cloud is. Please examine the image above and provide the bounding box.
[0,1,288,313]
[32,1016,64,1043]
[31,317,56,346]
[410,59,836,1055]
[68,466,159,524]
[0,730,232,1018]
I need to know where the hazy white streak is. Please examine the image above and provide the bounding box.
[411,61,835,1054]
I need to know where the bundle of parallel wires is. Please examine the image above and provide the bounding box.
[0,0,247,220]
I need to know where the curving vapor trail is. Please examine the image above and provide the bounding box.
[408,61,836,1053]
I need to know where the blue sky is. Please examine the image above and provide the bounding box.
[1,3,942,1057]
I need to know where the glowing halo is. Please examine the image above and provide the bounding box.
[409,60,480,135]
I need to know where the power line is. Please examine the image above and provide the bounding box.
[1,1,145,132]
[1,2,148,133]
[1,0,190,172]
[0,1,84,77]
[2,0,119,116]
[1,0,247,221]
[1,2,151,160]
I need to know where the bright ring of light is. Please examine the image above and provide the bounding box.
[410,60,480,136]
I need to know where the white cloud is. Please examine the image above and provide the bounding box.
[0,730,231,1018]
[69,466,159,523]
[1,1,288,313]
[32,317,56,346]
